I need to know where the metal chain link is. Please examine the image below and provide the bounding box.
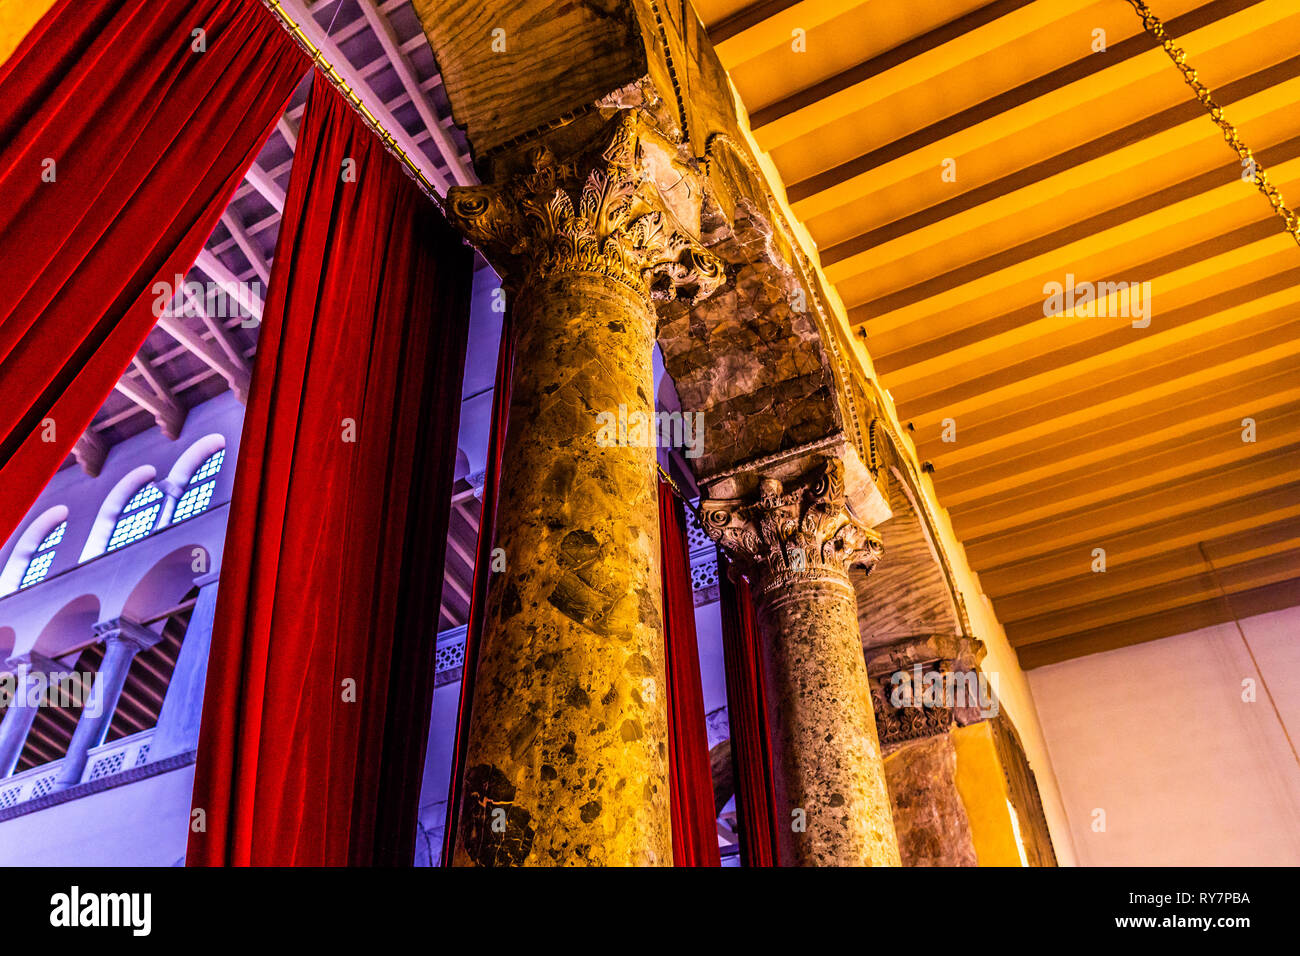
[1125,0,1300,247]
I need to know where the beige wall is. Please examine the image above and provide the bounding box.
[1028,605,1300,866]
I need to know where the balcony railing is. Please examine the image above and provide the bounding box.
[0,727,155,810]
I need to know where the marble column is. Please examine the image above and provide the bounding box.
[702,457,901,866]
[151,570,221,761]
[52,617,160,791]
[442,112,723,866]
[0,651,61,777]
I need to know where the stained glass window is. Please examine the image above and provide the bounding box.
[19,521,66,589]
[106,483,164,552]
[171,449,225,524]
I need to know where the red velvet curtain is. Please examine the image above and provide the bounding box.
[187,78,473,866]
[0,0,306,540]
[441,309,514,866]
[659,483,722,867]
[718,553,780,867]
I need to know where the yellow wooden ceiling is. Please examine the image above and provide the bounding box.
[696,0,1300,666]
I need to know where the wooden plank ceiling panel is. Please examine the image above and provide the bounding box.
[697,0,1300,665]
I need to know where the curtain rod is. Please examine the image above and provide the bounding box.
[260,0,445,206]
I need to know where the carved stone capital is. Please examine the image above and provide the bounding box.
[91,617,160,653]
[865,634,994,748]
[445,111,725,306]
[699,457,882,595]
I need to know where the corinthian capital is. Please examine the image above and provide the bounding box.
[445,111,725,305]
[700,458,882,594]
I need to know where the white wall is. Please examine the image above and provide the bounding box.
[1028,605,1300,866]
[0,765,194,867]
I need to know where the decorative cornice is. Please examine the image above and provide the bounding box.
[445,112,724,307]
[699,458,882,595]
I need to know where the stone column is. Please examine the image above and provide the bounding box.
[52,617,160,791]
[151,570,221,761]
[702,457,901,866]
[0,651,61,777]
[442,112,723,866]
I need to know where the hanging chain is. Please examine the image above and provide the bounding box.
[1125,0,1300,247]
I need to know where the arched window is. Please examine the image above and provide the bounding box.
[170,449,225,524]
[19,521,67,589]
[105,483,165,552]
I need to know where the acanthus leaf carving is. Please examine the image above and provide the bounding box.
[446,112,724,305]
[700,458,882,594]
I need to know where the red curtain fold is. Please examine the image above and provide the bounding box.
[718,553,780,867]
[659,483,722,867]
[0,0,306,540]
[187,77,473,866]
[441,309,514,866]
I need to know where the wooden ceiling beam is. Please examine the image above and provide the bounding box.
[974,481,1300,595]
[1005,548,1300,646]
[219,211,271,284]
[930,361,1300,501]
[821,57,1300,279]
[1015,577,1300,669]
[950,403,1300,539]
[194,249,263,322]
[785,0,1275,217]
[752,0,1042,140]
[995,518,1300,622]
[964,447,1300,569]
[895,266,1300,426]
[276,0,451,193]
[873,226,1296,382]
[848,150,1300,335]
[243,161,286,214]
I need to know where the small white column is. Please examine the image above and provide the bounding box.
[52,618,160,791]
[154,478,186,528]
[0,651,62,777]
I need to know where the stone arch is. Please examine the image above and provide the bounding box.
[32,594,101,661]
[852,422,969,648]
[0,503,69,596]
[80,464,156,561]
[162,432,226,490]
[158,432,228,528]
[119,545,205,625]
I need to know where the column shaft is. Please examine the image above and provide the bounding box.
[754,574,900,866]
[452,271,670,866]
[0,673,40,777]
[702,458,902,866]
[53,621,158,790]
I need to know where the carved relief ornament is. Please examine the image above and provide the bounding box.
[444,112,724,306]
[699,458,883,595]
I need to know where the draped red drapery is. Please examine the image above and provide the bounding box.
[441,310,514,866]
[659,482,722,867]
[718,553,780,866]
[186,79,473,866]
[0,0,306,541]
